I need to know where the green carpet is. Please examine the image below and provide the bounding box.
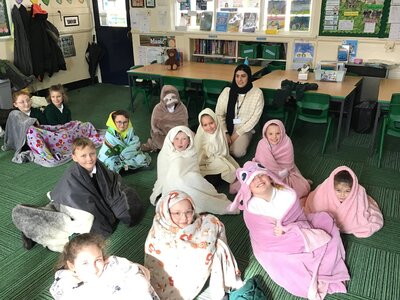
[0,83,399,299]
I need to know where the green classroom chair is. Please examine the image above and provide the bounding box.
[202,79,230,110]
[378,93,400,168]
[261,88,289,126]
[290,92,333,154]
[162,76,189,106]
[128,65,160,112]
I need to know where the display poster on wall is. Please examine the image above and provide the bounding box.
[292,41,314,70]
[319,0,391,37]
[139,35,176,47]
[58,35,76,58]
[0,0,11,37]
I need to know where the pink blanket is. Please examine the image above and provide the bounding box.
[244,197,349,299]
[230,162,349,299]
[254,119,310,198]
[305,166,384,238]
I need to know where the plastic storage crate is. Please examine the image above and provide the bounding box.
[314,69,347,82]
[261,45,280,59]
[239,43,258,59]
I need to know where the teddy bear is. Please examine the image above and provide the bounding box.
[165,49,180,70]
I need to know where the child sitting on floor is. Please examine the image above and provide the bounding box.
[150,125,238,215]
[12,89,46,125]
[12,138,144,252]
[44,84,72,125]
[194,108,240,190]
[304,166,384,238]
[141,85,188,152]
[254,119,311,198]
[98,110,151,173]
[2,91,102,167]
[50,233,159,299]
[145,191,242,300]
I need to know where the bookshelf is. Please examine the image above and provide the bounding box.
[190,38,287,66]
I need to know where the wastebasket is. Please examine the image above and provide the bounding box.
[351,100,377,133]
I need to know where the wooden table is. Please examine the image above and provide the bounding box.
[127,62,263,112]
[370,79,400,154]
[253,70,363,151]
[127,62,263,81]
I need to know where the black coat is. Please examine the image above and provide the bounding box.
[29,6,66,81]
[11,4,33,76]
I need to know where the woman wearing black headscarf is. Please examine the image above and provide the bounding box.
[215,64,264,158]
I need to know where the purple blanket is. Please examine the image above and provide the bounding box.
[244,197,350,299]
[26,121,103,167]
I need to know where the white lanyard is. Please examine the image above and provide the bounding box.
[236,94,246,118]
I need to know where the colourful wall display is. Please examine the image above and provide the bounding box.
[319,0,391,37]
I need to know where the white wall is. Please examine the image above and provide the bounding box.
[0,0,95,91]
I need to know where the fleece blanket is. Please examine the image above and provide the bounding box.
[150,126,236,215]
[2,110,104,167]
[98,112,150,173]
[194,108,239,183]
[50,160,144,236]
[145,191,242,300]
[2,110,36,163]
[305,166,384,238]
[230,162,349,300]
[142,85,188,151]
[26,121,103,167]
[51,256,159,299]
[254,119,310,198]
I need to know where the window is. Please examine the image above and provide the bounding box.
[174,0,312,33]
[265,0,312,32]
[175,0,216,30]
[97,0,128,27]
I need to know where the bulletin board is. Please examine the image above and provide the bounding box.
[319,0,391,38]
[0,0,11,37]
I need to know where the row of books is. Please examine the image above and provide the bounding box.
[193,39,236,57]
[198,11,258,32]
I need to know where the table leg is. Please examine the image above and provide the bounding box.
[128,74,135,112]
[345,91,355,136]
[369,103,381,156]
[336,100,345,151]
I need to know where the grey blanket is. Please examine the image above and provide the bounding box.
[50,161,144,236]
[1,110,36,163]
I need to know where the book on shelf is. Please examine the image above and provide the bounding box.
[242,13,257,32]
[227,13,241,32]
[216,12,229,32]
[200,12,213,31]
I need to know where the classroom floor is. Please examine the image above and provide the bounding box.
[0,83,399,300]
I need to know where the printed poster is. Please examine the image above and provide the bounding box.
[292,42,314,70]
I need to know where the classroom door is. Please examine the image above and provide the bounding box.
[92,0,133,85]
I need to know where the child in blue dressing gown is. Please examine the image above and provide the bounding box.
[98,110,151,173]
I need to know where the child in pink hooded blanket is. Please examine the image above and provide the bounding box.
[229,161,350,299]
[304,166,384,238]
[254,119,311,198]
